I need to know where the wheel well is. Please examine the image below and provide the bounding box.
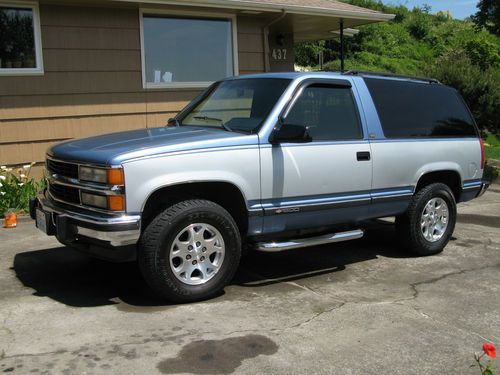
[141,182,248,235]
[415,171,462,201]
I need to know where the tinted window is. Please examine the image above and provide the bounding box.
[365,78,477,138]
[180,78,291,133]
[284,84,362,140]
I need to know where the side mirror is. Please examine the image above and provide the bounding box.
[167,118,179,127]
[270,124,312,144]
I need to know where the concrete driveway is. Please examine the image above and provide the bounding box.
[0,188,499,375]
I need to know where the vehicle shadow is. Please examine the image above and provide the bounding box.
[13,221,412,309]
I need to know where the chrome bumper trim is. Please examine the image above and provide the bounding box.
[76,227,140,247]
[476,181,490,198]
[36,191,141,247]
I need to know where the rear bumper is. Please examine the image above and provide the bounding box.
[30,190,140,261]
[475,180,490,198]
[460,179,490,202]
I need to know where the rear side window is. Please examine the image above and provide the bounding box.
[364,78,477,138]
[285,84,362,141]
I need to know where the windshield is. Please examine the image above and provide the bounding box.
[178,78,291,133]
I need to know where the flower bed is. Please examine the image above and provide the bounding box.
[0,164,46,218]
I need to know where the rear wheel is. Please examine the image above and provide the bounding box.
[138,199,241,302]
[396,183,456,256]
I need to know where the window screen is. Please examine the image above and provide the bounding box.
[284,84,362,140]
[364,78,477,138]
[142,15,234,86]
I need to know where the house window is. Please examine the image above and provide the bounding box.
[141,11,237,89]
[0,2,43,75]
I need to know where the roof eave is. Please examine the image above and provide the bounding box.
[111,0,395,21]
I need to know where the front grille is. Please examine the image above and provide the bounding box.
[47,159,79,179]
[49,183,80,205]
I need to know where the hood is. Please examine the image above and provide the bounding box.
[48,126,258,165]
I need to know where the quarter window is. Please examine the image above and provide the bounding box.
[284,84,363,141]
[141,13,236,88]
[364,78,477,138]
[0,2,43,75]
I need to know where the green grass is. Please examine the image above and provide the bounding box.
[484,134,500,160]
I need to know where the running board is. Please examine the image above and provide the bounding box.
[255,229,364,252]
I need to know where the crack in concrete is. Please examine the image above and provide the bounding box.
[390,263,500,343]
[0,332,191,362]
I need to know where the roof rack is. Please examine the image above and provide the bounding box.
[343,70,441,84]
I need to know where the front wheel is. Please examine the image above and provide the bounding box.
[396,183,457,256]
[138,199,241,302]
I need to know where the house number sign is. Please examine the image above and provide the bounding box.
[271,48,287,61]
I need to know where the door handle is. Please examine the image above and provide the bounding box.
[357,151,371,161]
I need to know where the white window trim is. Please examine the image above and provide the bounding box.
[139,7,239,90]
[0,0,44,76]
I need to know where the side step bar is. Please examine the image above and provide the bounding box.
[255,229,364,252]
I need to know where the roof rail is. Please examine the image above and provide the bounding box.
[343,70,441,84]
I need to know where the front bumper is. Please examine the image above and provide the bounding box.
[30,190,141,261]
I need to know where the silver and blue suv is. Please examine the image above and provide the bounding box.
[31,71,489,302]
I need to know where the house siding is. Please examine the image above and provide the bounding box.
[0,4,269,176]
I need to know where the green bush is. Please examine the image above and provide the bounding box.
[0,164,45,217]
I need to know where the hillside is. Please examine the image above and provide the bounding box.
[294,0,500,136]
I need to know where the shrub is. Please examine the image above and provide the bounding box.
[0,164,45,217]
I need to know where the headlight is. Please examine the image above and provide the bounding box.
[81,192,125,211]
[81,192,107,208]
[79,167,124,185]
[79,167,107,183]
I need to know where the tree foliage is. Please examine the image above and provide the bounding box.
[294,1,500,134]
[473,0,500,35]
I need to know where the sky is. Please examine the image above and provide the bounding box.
[388,0,479,19]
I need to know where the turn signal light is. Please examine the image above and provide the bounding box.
[107,169,124,185]
[108,195,125,211]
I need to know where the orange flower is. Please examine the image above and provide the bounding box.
[483,343,497,359]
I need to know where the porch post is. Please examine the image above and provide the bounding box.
[340,19,345,72]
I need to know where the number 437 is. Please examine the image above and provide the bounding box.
[272,48,287,60]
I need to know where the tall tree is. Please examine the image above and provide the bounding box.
[473,0,500,35]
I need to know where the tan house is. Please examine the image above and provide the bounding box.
[0,0,393,176]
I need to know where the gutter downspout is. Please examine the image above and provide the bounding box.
[263,10,286,72]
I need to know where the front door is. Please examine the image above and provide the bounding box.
[259,81,372,234]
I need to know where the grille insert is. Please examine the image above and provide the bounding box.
[49,183,80,205]
[47,159,78,179]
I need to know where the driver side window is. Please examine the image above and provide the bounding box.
[285,83,363,141]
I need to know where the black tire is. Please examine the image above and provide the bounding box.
[138,199,241,303]
[396,183,456,256]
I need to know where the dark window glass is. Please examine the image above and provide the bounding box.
[364,78,477,138]
[180,78,291,133]
[143,15,233,85]
[0,7,36,69]
[284,84,362,140]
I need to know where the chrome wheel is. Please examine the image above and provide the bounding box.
[420,197,449,242]
[169,223,225,286]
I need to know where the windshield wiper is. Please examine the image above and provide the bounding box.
[193,115,233,132]
[193,115,223,123]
